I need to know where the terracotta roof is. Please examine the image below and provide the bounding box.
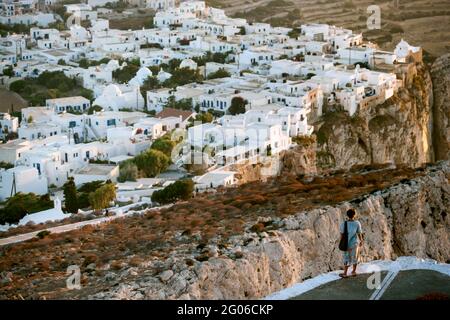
[155,108,195,121]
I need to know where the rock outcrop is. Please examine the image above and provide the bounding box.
[315,61,435,170]
[431,54,450,161]
[90,161,449,300]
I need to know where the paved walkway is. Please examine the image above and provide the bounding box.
[290,270,450,300]
[0,202,170,247]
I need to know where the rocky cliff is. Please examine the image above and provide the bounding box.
[315,62,435,170]
[431,54,450,161]
[91,161,449,300]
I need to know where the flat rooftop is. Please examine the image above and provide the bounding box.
[46,96,89,104]
[75,164,117,176]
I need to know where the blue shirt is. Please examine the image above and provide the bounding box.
[340,220,362,248]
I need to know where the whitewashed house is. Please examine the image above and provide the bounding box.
[0,113,19,139]
[0,140,31,164]
[46,96,91,113]
[18,122,62,141]
[93,84,145,111]
[0,166,48,201]
[73,163,119,186]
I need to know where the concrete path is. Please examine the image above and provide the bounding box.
[290,270,450,300]
[0,202,170,247]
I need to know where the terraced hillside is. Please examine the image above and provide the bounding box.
[207,0,450,58]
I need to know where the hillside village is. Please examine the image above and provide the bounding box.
[0,0,424,229]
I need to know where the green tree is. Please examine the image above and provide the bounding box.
[113,62,140,83]
[78,180,104,193]
[287,28,301,39]
[193,112,213,123]
[63,177,78,213]
[118,161,139,182]
[163,67,203,88]
[0,193,53,224]
[9,80,27,93]
[228,96,247,115]
[207,68,231,80]
[134,149,170,177]
[89,183,116,210]
[2,66,14,77]
[164,96,193,111]
[151,138,176,157]
[87,105,103,115]
[151,179,194,204]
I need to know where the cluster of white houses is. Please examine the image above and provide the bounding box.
[0,1,422,210]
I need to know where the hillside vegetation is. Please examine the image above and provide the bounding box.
[0,163,427,299]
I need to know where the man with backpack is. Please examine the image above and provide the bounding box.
[338,209,364,278]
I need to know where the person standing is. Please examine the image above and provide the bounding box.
[339,209,364,278]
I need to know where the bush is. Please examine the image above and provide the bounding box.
[151,179,194,204]
[134,149,170,177]
[36,230,51,239]
[118,161,139,182]
[228,96,247,115]
[151,137,176,157]
[9,80,27,93]
[207,68,231,80]
[89,183,116,210]
[113,61,140,83]
[2,66,14,77]
[163,68,203,88]
[0,193,53,224]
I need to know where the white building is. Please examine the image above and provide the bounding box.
[46,96,91,113]
[0,166,48,201]
[146,0,176,11]
[73,164,119,186]
[0,140,31,164]
[0,113,19,139]
[18,122,62,141]
[93,84,145,111]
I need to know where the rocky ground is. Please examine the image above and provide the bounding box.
[94,161,449,299]
[1,161,447,299]
[431,54,450,161]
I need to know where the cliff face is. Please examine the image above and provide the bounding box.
[431,54,450,161]
[92,162,449,300]
[316,62,435,170]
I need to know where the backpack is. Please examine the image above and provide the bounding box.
[339,221,348,251]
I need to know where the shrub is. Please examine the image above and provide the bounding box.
[207,68,231,80]
[250,222,265,233]
[118,161,139,182]
[36,230,51,239]
[150,137,176,157]
[89,183,116,210]
[228,96,247,115]
[0,193,53,224]
[151,179,194,204]
[134,149,170,177]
